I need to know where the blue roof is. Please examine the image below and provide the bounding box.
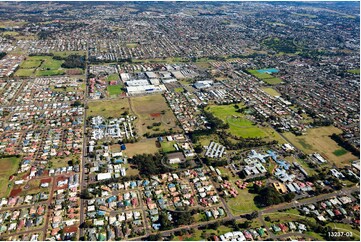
[106,196,116,203]
[97,210,106,216]
[268,150,290,170]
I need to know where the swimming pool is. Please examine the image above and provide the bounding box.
[256,68,279,74]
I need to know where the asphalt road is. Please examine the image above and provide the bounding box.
[79,44,90,240]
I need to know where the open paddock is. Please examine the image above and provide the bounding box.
[0,156,21,198]
[124,138,159,157]
[283,126,358,167]
[87,98,131,118]
[130,94,181,136]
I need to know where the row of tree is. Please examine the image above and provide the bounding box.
[57,54,86,69]
[330,133,360,157]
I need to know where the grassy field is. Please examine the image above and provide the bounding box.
[107,84,123,96]
[283,126,358,167]
[16,55,65,77]
[124,138,159,157]
[49,155,78,168]
[206,104,285,142]
[347,69,360,75]
[51,51,86,57]
[126,43,138,48]
[87,98,131,118]
[106,73,120,82]
[329,222,360,240]
[227,188,259,215]
[122,163,140,176]
[215,166,262,215]
[333,148,348,156]
[0,156,21,198]
[160,141,177,153]
[261,87,281,96]
[174,87,184,93]
[14,69,35,77]
[292,13,318,18]
[263,210,317,228]
[264,77,282,85]
[20,59,41,68]
[197,134,220,147]
[248,69,282,85]
[130,94,181,136]
[36,69,64,76]
[172,225,233,241]
[131,57,188,64]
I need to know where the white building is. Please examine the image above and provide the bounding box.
[97,173,112,181]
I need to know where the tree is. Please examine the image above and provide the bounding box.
[73,100,82,107]
[284,192,295,202]
[254,187,284,207]
[148,233,162,241]
[173,210,194,226]
[194,145,203,154]
[159,212,172,230]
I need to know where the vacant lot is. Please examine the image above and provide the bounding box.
[124,138,159,157]
[0,156,21,198]
[261,87,281,96]
[130,94,181,136]
[206,104,285,143]
[87,98,131,118]
[283,126,358,167]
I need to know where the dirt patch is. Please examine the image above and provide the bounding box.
[41,178,52,183]
[150,113,161,118]
[63,225,78,233]
[10,188,22,197]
